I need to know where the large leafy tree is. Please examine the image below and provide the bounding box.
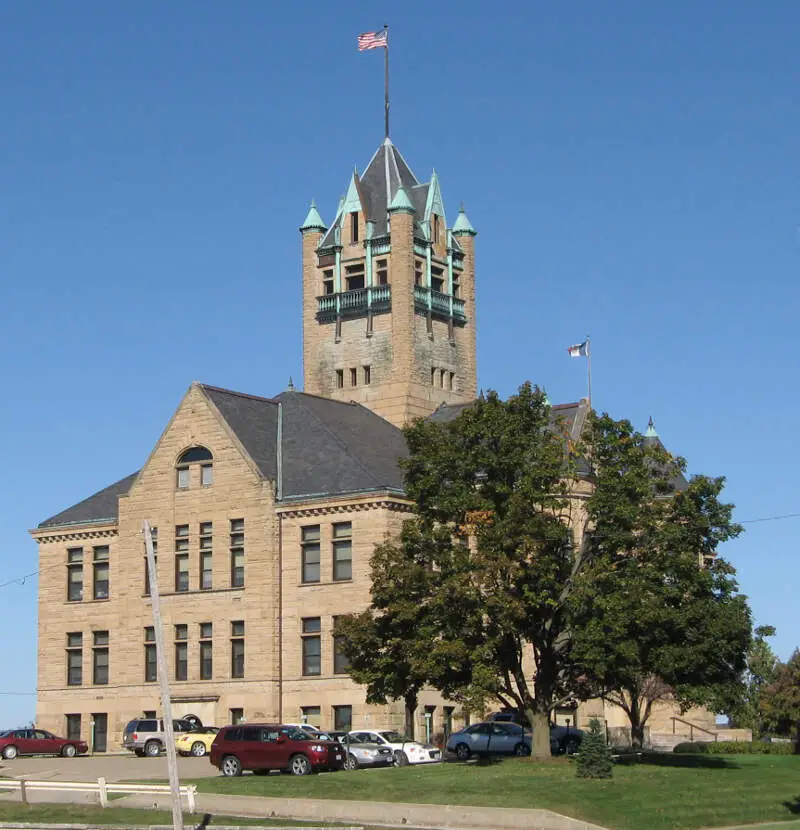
[760,650,800,752]
[570,414,752,747]
[728,625,778,736]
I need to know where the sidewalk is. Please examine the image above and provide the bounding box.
[114,790,609,830]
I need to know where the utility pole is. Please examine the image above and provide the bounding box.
[144,520,184,830]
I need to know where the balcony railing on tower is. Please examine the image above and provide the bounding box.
[316,285,392,322]
[413,286,466,323]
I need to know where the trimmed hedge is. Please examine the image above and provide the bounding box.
[673,740,794,755]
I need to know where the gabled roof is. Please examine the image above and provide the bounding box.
[38,471,140,529]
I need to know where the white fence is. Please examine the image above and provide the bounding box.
[0,777,197,811]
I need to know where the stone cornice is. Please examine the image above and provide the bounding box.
[277,497,414,519]
[32,526,118,545]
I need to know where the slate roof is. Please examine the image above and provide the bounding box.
[38,471,140,529]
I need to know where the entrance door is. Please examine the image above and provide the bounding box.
[92,714,108,753]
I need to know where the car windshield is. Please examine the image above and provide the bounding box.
[379,731,408,743]
[281,728,312,741]
[0,730,12,737]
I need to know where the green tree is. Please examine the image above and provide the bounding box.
[728,625,778,736]
[760,649,800,753]
[570,414,752,748]
[575,718,613,779]
[399,383,584,757]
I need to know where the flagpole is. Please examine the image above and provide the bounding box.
[383,24,390,138]
[586,335,592,411]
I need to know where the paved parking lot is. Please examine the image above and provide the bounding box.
[0,752,220,783]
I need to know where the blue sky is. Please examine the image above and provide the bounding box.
[0,1,797,726]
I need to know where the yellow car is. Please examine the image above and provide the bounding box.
[175,727,219,757]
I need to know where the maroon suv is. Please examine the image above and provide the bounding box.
[209,724,345,776]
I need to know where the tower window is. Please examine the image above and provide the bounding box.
[431,266,444,293]
[176,446,213,490]
[363,365,371,385]
[345,263,365,291]
[432,214,440,244]
[415,260,424,286]
[350,368,357,387]
[323,269,334,295]
[452,275,460,298]
[449,372,455,391]
[431,367,436,386]
[440,369,446,388]
[376,259,388,285]
[336,369,344,389]
[350,212,359,244]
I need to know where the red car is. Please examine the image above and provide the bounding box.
[0,728,88,759]
[210,723,345,776]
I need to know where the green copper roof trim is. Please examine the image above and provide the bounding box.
[341,171,363,216]
[424,169,447,226]
[645,417,659,439]
[452,204,476,235]
[388,184,415,213]
[300,200,327,233]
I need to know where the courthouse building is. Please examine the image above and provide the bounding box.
[31,137,711,752]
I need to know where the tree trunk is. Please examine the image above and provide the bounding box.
[530,709,551,758]
[627,693,644,749]
[404,694,417,741]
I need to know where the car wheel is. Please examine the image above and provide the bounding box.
[563,737,581,755]
[144,740,161,757]
[221,755,242,777]
[61,744,77,758]
[394,750,410,766]
[513,742,531,757]
[190,741,207,757]
[344,753,359,771]
[134,748,146,757]
[2,745,18,760]
[290,754,312,776]
[454,743,471,762]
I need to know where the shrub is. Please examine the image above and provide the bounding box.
[576,718,613,779]
[674,740,793,755]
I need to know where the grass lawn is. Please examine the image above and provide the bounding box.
[188,754,800,830]
[0,802,363,828]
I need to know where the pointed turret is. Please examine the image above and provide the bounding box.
[645,416,659,439]
[300,200,327,234]
[388,184,414,214]
[452,204,476,236]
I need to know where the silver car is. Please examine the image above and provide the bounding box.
[446,721,532,760]
[333,732,395,769]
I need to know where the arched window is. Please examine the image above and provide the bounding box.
[176,446,213,489]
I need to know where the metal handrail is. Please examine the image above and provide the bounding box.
[671,716,718,742]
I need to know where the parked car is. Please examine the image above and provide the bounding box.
[122,717,196,757]
[446,721,583,760]
[209,723,346,776]
[0,728,88,760]
[175,726,219,757]
[487,711,583,754]
[329,731,395,769]
[347,729,441,765]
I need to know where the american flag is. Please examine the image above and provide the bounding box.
[358,30,388,51]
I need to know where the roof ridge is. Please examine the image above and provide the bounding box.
[199,384,279,405]
[289,395,385,489]
[550,401,582,410]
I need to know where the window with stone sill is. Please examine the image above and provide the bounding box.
[93,546,109,600]
[67,548,83,602]
[66,632,82,686]
[301,525,321,584]
[176,446,213,490]
[92,631,109,685]
[332,522,352,582]
[199,622,213,680]
[301,617,321,676]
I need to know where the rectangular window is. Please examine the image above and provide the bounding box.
[333,705,352,732]
[144,528,157,596]
[65,714,81,741]
[350,212,359,244]
[200,464,213,486]
[92,546,109,600]
[350,367,357,387]
[440,369,446,388]
[92,631,109,685]
[415,260,424,286]
[301,617,321,676]
[336,369,344,389]
[230,708,244,725]
[449,372,455,391]
[363,365,371,385]
[175,524,189,551]
[66,632,82,686]
[144,627,156,683]
[231,620,245,679]
[333,617,350,674]
[431,367,436,386]
[301,525,321,584]
[452,276,460,299]
[175,624,188,681]
[376,259,388,285]
[177,467,190,489]
[332,522,352,582]
[345,263,365,290]
[323,268,334,295]
[230,519,244,588]
[199,522,213,589]
[431,265,444,293]
[67,548,83,602]
[175,554,189,592]
[200,623,213,680]
[301,705,321,727]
